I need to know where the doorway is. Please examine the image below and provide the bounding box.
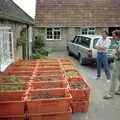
[0,27,14,72]
[108,27,120,36]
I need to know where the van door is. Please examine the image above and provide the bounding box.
[77,36,91,58]
[68,36,79,56]
[92,38,100,58]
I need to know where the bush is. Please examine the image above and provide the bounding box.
[32,52,41,59]
[32,34,51,59]
[34,35,44,48]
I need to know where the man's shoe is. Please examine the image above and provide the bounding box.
[103,94,113,99]
[115,91,120,95]
[95,77,100,80]
[106,80,111,83]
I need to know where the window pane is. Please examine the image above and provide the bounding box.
[54,28,60,30]
[47,28,53,39]
[88,27,96,35]
[89,28,95,30]
[82,28,88,35]
[54,31,60,39]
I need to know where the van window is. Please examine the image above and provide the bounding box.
[72,36,78,43]
[93,37,113,49]
[81,37,91,48]
[76,36,82,45]
[93,38,100,49]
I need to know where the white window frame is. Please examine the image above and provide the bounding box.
[81,27,96,35]
[0,27,14,72]
[46,28,61,40]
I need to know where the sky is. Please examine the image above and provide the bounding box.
[13,0,36,18]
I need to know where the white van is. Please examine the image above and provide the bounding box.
[67,35,114,65]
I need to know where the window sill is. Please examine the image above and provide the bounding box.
[46,39,62,41]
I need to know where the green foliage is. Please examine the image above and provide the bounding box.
[34,34,44,48]
[32,34,51,59]
[0,76,26,83]
[38,47,51,56]
[65,72,79,77]
[32,52,41,59]
[0,85,25,91]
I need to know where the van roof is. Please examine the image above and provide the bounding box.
[76,35,112,39]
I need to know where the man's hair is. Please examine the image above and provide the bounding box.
[101,30,108,35]
[112,30,120,38]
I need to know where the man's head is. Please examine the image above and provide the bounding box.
[101,31,108,39]
[112,30,120,40]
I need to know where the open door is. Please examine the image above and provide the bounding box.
[0,27,14,72]
[108,27,120,36]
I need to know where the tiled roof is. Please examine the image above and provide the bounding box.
[35,0,120,27]
[0,0,34,25]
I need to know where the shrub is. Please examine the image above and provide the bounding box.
[32,52,41,59]
[32,34,51,59]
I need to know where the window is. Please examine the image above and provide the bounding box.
[46,28,61,40]
[81,37,91,48]
[81,27,96,35]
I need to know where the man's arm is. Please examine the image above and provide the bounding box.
[116,42,120,56]
[97,39,111,50]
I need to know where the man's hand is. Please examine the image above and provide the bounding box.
[96,46,106,50]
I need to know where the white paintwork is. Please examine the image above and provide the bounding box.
[0,27,14,72]
[67,35,112,61]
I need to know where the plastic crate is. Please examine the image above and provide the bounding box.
[26,89,72,114]
[71,100,89,113]
[36,70,63,76]
[0,91,25,116]
[3,71,33,76]
[39,61,59,64]
[28,107,72,120]
[63,65,76,70]
[29,80,69,90]
[0,76,31,84]
[38,63,60,67]
[68,77,91,101]
[59,58,72,62]
[37,67,61,71]
[7,67,35,72]
[64,69,81,78]
[0,115,25,120]
[32,75,65,82]
[59,59,74,66]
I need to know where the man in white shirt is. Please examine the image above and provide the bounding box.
[95,31,111,82]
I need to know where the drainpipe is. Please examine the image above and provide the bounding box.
[26,24,29,60]
[28,26,33,59]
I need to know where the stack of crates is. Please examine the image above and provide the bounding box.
[59,58,91,113]
[0,58,91,120]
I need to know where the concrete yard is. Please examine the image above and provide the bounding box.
[49,52,120,120]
